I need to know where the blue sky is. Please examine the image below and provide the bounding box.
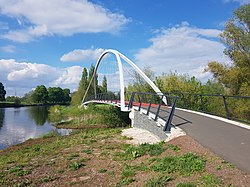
[0,0,249,96]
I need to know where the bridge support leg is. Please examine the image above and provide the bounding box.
[163,98,177,132]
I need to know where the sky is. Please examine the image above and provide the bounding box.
[0,0,249,96]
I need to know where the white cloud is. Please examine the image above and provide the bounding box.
[60,48,105,62]
[1,45,16,53]
[223,0,250,5]
[53,66,83,86]
[0,0,129,42]
[135,22,229,82]
[0,59,83,96]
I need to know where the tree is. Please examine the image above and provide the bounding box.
[0,82,6,101]
[101,75,108,93]
[206,4,250,95]
[5,96,21,104]
[127,66,155,93]
[32,85,48,104]
[71,67,90,105]
[63,88,71,103]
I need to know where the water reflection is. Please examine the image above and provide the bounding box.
[0,108,5,130]
[27,106,48,126]
[0,106,71,150]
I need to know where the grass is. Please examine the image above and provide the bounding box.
[49,104,130,128]
[144,175,173,187]
[69,161,85,170]
[0,105,245,186]
[151,152,206,176]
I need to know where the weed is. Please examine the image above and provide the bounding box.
[33,145,40,152]
[176,182,196,187]
[41,130,60,138]
[118,142,165,160]
[168,144,181,151]
[216,165,222,170]
[115,178,136,186]
[121,166,136,179]
[99,168,107,173]
[16,170,31,176]
[70,162,85,170]
[13,179,32,187]
[66,153,79,160]
[82,149,93,154]
[100,151,109,157]
[90,139,97,143]
[9,165,23,173]
[199,174,221,186]
[152,152,206,175]
[108,171,114,176]
[42,176,54,182]
[81,135,89,139]
[144,175,173,187]
[57,169,64,174]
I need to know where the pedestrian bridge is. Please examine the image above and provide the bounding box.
[81,49,250,173]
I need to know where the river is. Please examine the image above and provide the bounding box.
[0,106,71,150]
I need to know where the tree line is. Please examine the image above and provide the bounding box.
[0,84,71,105]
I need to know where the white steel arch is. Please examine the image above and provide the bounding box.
[82,49,166,111]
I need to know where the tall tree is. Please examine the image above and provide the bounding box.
[71,67,89,105]
[0,82,6,101]
[88,64,98,95]
[102,75,108,93]
[206,4,250,95]
[63,88,71,103]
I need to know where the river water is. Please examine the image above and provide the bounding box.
[0,106,71,150]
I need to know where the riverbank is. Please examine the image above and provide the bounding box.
[0,102,69,108]
[0,105,249,186]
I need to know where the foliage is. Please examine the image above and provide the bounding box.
[101,75,108,93]
[0,82,6,101]
[71,65,107,105]
[21,85,71,104]
[32,85,48,104]
[206,4,250,96]
[71,67,88,105]
[127,66,156,93]
[5,96,21,104]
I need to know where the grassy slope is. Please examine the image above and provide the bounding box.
[0,105,249,187]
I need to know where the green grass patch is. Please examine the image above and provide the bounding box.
[116,142,165,160]
[144,175,173,187]
[176,182,196,187]
[152,152,206,175]
[168,144,181,151]
[49,105,130,128]
[198,174,222,186]
[40,130,60,138]
[82,149,93,154]
[69,161,85,170]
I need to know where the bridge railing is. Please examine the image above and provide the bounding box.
[84,92,179,132]
[128,92,179,132]
[164,92,250,124]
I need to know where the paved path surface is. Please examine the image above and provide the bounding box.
[171,108,250,173]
